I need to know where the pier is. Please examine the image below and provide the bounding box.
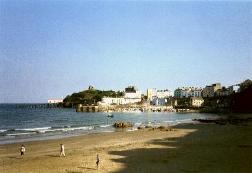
[16,103,62,109]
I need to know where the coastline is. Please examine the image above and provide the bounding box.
[1,119,251,173]
[1,109,218,145]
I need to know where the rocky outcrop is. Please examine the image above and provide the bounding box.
[193,117,252,125]
[114,122,133,128]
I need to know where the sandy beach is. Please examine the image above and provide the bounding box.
[0,119,252,173]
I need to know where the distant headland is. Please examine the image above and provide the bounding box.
[60,79,252,114]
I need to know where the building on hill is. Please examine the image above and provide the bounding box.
[147,88,172,101]
[88,85,95,90]
[202,83,237,98]
[202,83,222,98]
[147,88,157,101]
[215,86,234,97]
[125,86,141,98]
[174,87,202,98]
[98,86,142,105]
[125,86,138,93]
[124,86,142,104]
[48,99,63,104]
[156,89,172,98]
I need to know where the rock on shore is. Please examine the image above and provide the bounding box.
[114,122,133,128]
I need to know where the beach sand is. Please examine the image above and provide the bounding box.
[0,120,252,173]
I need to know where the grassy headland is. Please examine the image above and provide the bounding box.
[63,89,124,108]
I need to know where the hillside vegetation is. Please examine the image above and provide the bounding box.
[201,79,252,113]
[63,89,124,107]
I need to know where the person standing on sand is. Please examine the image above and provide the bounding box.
[60,144,65,157]
[20,145,25,156]
[96,154,100,169]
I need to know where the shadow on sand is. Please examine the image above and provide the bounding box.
[109,123,252,173]
[77,166,97,170]
[7,156,23,159]
[65,170,82,173]
[45,154,60,158]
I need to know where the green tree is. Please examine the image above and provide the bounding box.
[239,79,252,92]
[63,89,124,107]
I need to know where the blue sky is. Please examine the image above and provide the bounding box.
[0,1,251,103]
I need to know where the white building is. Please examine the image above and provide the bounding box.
[124,86,141,99]
[124,91,142,99]
[156,89,172,98]
[147,88,172,101]
[124,86,142,103]
[48,99,63,104]
[99,86,142,105]
[99,97,125,105]
[191,89,202,97]
[174,87,202,98]
[152,98,168,106]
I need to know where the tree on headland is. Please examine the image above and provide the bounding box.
[63,89,124,107]
[232,79,252,113]
[239,79,252,92]
[199,79,252,113]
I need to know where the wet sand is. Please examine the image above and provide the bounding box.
[0,120,252,173]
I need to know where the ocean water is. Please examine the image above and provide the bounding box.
[0,104,218,144]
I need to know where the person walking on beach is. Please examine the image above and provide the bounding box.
[20,145,25,156]
[96,154,100,169]
[60,144,65,157]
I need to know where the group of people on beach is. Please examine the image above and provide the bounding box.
[19,144,100,169]
[19,144,66,157]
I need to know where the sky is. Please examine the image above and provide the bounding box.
[0,1,251,103]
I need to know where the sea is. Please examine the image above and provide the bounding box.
[0,104,219,144]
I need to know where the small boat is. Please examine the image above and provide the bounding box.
[107,113,114,118]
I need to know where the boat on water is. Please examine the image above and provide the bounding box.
[107,113,114,118]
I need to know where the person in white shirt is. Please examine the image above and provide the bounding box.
[60,144,65,157]
[20,145,25,156]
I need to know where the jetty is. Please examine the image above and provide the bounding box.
[16,103,61,109]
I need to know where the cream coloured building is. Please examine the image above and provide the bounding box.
[156,89,172,98]
[190,97,204,107]
[147,88,172,101]
[147,88,156,101]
